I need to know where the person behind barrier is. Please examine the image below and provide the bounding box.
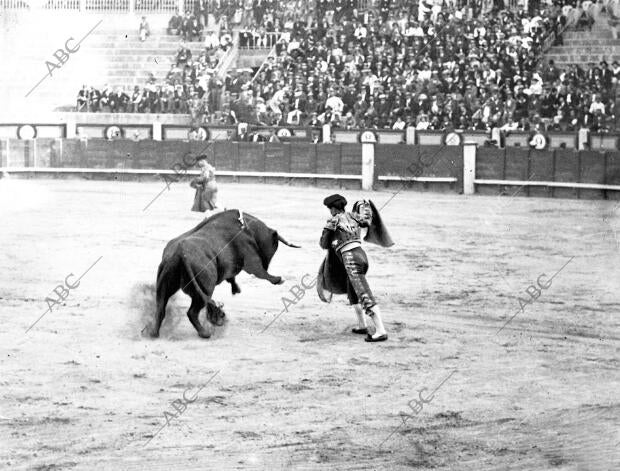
[190,155,218,214]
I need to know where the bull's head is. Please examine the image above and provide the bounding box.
[261,230,300,269]
[244,215,300,270]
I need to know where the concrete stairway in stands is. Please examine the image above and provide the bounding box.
[545,10,620,66]
[0,14,214,114]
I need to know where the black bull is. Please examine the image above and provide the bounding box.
[150,210,300,338]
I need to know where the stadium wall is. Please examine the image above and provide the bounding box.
[1,119,620,151]
[1,139,619,200]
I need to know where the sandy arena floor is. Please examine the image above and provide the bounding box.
[0,178,619,471]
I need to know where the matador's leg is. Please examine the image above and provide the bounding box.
[342,250,387,342]
[352,303,368,334]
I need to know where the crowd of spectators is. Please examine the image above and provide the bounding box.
[237,1,365,48]
[225,0,617,132]
[77,0,619,132]
[166,0,298,35]
[76,39,230,125]
[167,7,236,43]
[76,82,209,116]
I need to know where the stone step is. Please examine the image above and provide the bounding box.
[14,38,212,49]
[564,30,615,39]
[0,22,238,112]
[15,44,207,54]
[12,52,178,61]
[46,47,189,55]
[86,39,206,47]
[89,36,226,44]
[546,53,620,63]
[563,38,620,45]
[85,47,206,55]
[91,28,222,36]
[101,54,180,61]
[75,41,197,48]
[52,62,172,70]
[549,46,620,56]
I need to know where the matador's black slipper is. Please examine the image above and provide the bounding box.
[365,334,388,342]
[352,327,369,334]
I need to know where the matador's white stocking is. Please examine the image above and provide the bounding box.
[368,305,387,339]
[354,304,367,330]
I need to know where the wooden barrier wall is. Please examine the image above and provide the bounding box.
[1,139,619,199]
[201,142,363,175]
[374,144,463,192]
[1,139,363,176]
[476,147,620,199]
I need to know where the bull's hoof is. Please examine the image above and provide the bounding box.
[272,276,284,285]
[207,303,226,326]
[143,325,159,338]
[231,285,241,295]
[197,330,212,339]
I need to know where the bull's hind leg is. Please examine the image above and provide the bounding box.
[187,295,212,339]
[151,267,177,338]
[227,277,241,295]
[151,299,167,338]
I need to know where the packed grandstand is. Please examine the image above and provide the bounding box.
[75,0,620,134]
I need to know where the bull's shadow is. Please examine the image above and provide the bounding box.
[149,210,300,339]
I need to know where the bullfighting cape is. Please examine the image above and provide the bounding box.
[317,200,394,302]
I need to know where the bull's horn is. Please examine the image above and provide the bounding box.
[278,234,301,248]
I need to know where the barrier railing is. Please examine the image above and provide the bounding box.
[134,0,177,13]
[1,0,184,11]
[1,0,30,8]
[238,31,280,49]
[84,0,129,11]
[358,0,371,10]
[43,0,80,9]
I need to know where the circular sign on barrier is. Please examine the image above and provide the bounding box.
[443,131,462,146]
[529,132,547,150]
[359,130,377,143]
[105,125,123,140]
[17,124,36,140]
[276,128,292,138]
[189,127,209,141]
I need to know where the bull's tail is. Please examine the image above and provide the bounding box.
[179,251,212,304]
[179,250,225,333]
[277,233,301,248]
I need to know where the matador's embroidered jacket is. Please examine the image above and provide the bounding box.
[317,200,395,302]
